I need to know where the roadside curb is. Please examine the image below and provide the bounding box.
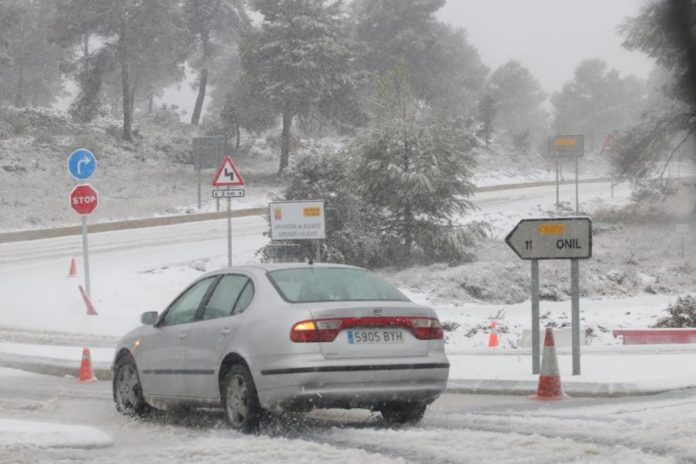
[446,379,680,398]
[0,353,113,381]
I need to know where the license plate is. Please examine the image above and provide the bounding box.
[347,329,404,344]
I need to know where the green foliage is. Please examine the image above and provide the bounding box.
[622,0,696,110]
[351,68,482,266]
[352,0,487,114]
[240,0,363,170]
[0,0,69,108]
[654,295,696,327]
[552,59,645,151]
[486,61,547,149]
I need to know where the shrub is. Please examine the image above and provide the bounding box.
[654,295,696,328]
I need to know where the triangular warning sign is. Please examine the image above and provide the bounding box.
[212,156,245,187]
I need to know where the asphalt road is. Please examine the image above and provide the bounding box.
[1,368,694,463]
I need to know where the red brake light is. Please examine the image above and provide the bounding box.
[290,317,444,342]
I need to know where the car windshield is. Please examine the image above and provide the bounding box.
[267,267,410,303]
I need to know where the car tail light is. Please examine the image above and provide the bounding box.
[290,317,444,342]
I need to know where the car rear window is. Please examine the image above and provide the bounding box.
[267,267,409,303]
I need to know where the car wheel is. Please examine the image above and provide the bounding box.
[113,354,151,417]
[380,402,427,424]
[223,364,261,433]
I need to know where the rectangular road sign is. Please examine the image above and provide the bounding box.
[213,188,245,198]
[549,135,584,158]
[193,136,227,170]
[269,200,326,241]
[505,217,592,260]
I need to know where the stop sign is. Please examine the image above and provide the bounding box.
[70,184,99,215]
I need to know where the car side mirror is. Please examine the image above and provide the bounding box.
[140,311,158,326]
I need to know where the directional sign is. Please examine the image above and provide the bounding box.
[67,149,97,181]
[505,217,592,260]
[213,188,245,198]
[549,135,584,158]
[212,156,245,187]
[69,184,99,215]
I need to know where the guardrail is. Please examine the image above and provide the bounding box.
[613,328,696,345]
[0,177,621,244]
[0,207,267,244]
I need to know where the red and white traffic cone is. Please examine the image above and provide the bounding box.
[488,321,499,348]
[77,347,97,383]
[78,285,98,316]
[67,258,77,277]
[531,327,566,400]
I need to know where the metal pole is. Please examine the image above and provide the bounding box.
[227,197,232,267]
[531,259,540,375]
[610,181,615,199]
[571,259,581,375]
[315,241,321,263]
[555,158,560,208]
[197,167,202,210]
[575,153,579,214]
[81,215,91,297]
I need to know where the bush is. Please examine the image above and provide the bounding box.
[654,295,696,328]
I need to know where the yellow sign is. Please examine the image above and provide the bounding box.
[554,138,577,147]
[303,207,321,217]
[538,223,565,236]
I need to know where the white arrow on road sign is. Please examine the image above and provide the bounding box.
[505,217,592,260]
[212,156,245,187]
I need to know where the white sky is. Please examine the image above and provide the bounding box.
[437,0,656,93]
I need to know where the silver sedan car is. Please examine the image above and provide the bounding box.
[112,263,449,432]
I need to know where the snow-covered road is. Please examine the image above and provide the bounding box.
[0,367,692,463]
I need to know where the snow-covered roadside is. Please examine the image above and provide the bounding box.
[0,416,112,449]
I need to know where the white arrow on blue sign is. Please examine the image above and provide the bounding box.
[67,149,97,181]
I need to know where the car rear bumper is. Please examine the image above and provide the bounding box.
[254,358,449,411]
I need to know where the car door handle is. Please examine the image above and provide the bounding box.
[220,328,232,335]
[177,333,187,341]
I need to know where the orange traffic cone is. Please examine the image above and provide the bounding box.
[67,258,77,277]
[78,285,98,316]
[77,347,97,383]
[531,327,566,400]
[488,321,499,348]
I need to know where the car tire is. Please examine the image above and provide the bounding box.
[113,354,151,417]
[380,401,427,424]
[223,364,261,433]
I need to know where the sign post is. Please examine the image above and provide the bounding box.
[549,135,584,213]
[69,184,99,296]
[212,156,245,267]
[68,148,98,297]
[677,224,690,258]
[506,217,592,375]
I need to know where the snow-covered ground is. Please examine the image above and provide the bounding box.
[1,365,695,463]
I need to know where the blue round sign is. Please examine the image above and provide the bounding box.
[67,149,97,181]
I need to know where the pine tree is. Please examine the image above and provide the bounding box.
[486,61,547,150]
[240,0,361,172]
[184,0,249,126]
[354,67,483,264]
[0,1,68,108]
[613,0,696,186]
[352,0,487,114]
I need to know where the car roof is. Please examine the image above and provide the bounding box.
[201,262,364,278]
